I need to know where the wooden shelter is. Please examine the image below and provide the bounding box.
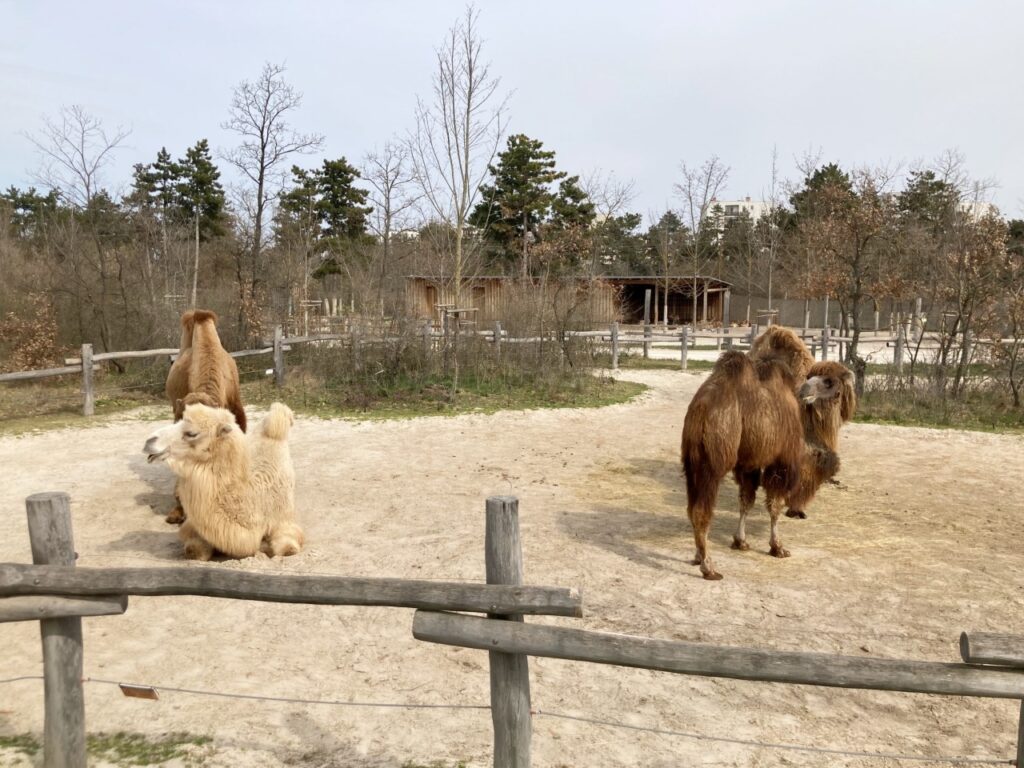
[405,275,731,326]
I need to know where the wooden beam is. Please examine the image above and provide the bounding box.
[412,612,1024,700]
[960,632,1024,669]
[0,564,583,618]
[0,595,127,624]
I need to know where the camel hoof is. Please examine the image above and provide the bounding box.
[165,507,185,525]
[770,545,791,559]
[785,510,807,519]
[730,538,750,551]
[690,557,703,566]
[702,571,724,581]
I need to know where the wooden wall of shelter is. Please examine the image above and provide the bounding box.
[405,277,620,325]
[404,275,731,326]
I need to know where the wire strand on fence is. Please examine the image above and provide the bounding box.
[0,675,1010,764]
[532,709,1013,765]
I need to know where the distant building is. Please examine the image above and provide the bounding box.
[709,196,771,226]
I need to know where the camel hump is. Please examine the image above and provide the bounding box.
[260,403,294,441]
[714,350,753,378]
[191,309,219,325]
[180,310,196,329]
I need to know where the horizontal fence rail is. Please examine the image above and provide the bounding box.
[0,564,583,617]
[413,611,1024,701]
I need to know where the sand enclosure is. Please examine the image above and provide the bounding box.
[1,368,1023,766]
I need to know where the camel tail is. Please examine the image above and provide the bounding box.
[260,402,293,441]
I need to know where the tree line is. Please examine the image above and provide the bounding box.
[0,6,1022,409]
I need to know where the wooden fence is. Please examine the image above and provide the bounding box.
[2,492,1023,767]
[0,322,978,417]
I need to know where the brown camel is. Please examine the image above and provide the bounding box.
[784,361,857,519]
[681,326,817,580]
[163,309,246,523]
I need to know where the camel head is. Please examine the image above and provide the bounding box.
[144,402,238,465]
[798,361,856,421]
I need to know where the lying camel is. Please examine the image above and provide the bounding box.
[784,361,857,519]
[164,309,246,523]
[143,402,303,561]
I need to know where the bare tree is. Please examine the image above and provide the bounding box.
[581,169,637,220]
[26,105,130,210]
[408,5,508,305]
[222,62,323,333]
[674,156,729,326]
[364,141,420,310]
[760,146,783,312]
[25,106,131,351]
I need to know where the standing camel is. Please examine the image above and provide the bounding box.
[681,327,817,580]
[163,310,246,523]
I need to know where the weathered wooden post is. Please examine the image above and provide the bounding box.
[748,323,759,348]
[643,289,652,359]
[80,343,94,417]
[421,320,432,355]
[722,288,731,327]
[273,325,285,388]
[485,496,531,768]
[494,321,503,362]
[874,308,880,334]
[821,326,830,362]
[894,322,905,375]
[680,326,689,371]
[610,322,619,371]
[27,492,87,768]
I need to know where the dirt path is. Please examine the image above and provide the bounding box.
[1,369,1022,767]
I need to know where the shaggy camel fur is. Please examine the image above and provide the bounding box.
[681,327,817,580]
[164,310,246,523]
[143,402,303,561]
[784,361,857,519]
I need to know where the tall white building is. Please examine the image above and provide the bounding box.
[708,196,770,225]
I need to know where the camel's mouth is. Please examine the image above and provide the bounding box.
[144,436,169,463]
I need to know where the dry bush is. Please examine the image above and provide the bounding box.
[0,293,64,372]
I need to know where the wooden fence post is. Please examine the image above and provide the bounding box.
[610,322,619,371]
[680,326,689,371]
[894,322,905,375]
[1016,700,1024,768]
[26,492,86,768]
[80,344,94,417]
[273,325,285,388]
[821,326,830,361]
[486,496,531,768]
[643,289,652,359]
[494,321,503,362]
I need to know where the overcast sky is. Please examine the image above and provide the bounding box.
[2,0,1022,223]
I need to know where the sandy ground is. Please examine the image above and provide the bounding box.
[1,369,1023,767]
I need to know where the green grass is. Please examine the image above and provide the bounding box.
[244,372,646,420]
[854,387,1024,433]
[0,359,647,433]
[87,732,212,765]
[0,734,40,756]
[592,352,715,372]
[0,732,211,765]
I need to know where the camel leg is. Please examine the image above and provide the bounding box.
[731,468,759,551]
[165,479,186,525]
[179,520,214,561]
[767,494,791,558]
[264,522,305,558]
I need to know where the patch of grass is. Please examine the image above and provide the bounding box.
[87,731,212,765]
[592,352,715,372]
[243,372,646,420]
[855,386,1024,433]
[0,734,40,755]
